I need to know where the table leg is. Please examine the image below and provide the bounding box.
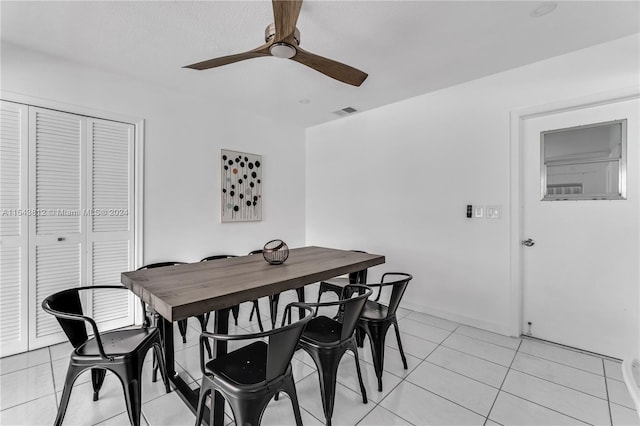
[160,317,175,377]
[212,308,230,426]
[296,287,306,319]
[160,317,203,421]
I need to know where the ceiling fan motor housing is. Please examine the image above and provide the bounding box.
[265,23,301,45]
[265,23,300,58]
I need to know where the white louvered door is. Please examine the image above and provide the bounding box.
[0,101,29,356]
[86,118,135,332]
[0,102,137,355]
[28,107,87,347]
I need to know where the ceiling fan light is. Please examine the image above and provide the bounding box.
[270,43,297,59]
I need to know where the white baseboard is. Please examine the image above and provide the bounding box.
[401,301,516,338]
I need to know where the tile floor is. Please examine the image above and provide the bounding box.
[1,288,638,426]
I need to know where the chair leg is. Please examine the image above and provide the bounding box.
[91,368,107,401]
[226,392,271,426]
[195,382,212,426]
[349,342,368,404]
[392,320,408,370]
[282,375,304,426]
[153,343,171,393]
[54,363,84,426]
[304,348,343,426]
[355,328,365,347]
[122,378,142,426]
[231,305,240,326]
[178,319,188,343]
[152,352,158,383]
[363,322,390,391]
[252,300,264,332]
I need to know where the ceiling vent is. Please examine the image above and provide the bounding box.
[332,106,358,117]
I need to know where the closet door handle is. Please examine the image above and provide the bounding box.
[57,237,66,242]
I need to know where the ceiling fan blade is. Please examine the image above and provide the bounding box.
[272,0,303,43]
[291,47,368,87]
[184,43,272,70]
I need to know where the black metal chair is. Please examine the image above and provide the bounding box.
[316,250,369,303]
[248,250,306,329]
[42,286,170,426]
[200,255,264,331]
[195,303,314,426]
[296,284,373,426]
[357,272,413,392]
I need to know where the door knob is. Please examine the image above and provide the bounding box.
[522,238,535,247]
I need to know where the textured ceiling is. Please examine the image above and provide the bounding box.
[1,1,638,127]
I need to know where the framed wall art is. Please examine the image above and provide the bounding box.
[221,149,262,222]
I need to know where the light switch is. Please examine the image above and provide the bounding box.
[474,206,484,218]
[486,205,502,219]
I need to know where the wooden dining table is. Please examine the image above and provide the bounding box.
[121,246,385,425]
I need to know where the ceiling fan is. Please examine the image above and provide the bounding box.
[183,0,368,87]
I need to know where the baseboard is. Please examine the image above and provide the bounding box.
[401,301,515,338]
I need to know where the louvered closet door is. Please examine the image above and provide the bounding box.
[28,107,86,348]
[0,101,29,356]
[86,118,135,331]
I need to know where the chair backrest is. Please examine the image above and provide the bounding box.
[265,303,313,381]
[42,288,88,348]
[378,273,413,318]
[42,286,133,357]
[200,255,237,262]
[201,303,313,383]
[338,285,373,340]
[137,261,186,270]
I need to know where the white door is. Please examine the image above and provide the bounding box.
[521,97,639,359]
[28,107,87,348]
[0,101,29,356]
[86,118,136,332]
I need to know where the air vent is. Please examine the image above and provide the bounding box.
[332,106,358,117]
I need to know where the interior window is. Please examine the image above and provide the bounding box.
[541,119,627,200]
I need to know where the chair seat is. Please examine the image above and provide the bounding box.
[360,300,389,321]
[301,316,343,345]
[206,341,267,385]
[76,328,154,357]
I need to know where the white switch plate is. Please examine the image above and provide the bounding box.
[474,206,484,218]
[486,205,502,219]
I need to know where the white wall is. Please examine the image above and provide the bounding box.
[1,43,306,264]
[305,35,640,338]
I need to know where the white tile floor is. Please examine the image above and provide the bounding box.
[1,289,638,426]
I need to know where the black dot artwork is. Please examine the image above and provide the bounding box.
[221,150,262,222]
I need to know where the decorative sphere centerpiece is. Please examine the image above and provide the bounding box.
[263,239,289,265]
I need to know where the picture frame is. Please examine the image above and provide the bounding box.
[221,149,262,222]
